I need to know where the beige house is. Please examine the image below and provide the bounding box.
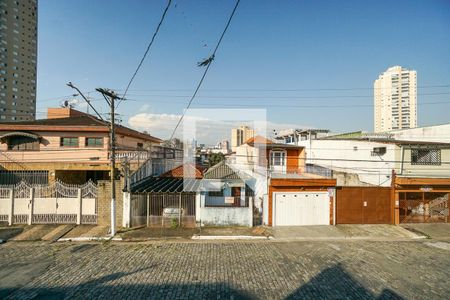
[0,107,163,184]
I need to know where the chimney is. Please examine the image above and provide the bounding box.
[47,107,86,119]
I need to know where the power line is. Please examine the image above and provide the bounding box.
[118,99,450,109]
[114,84,450,92]
[122,91,450,99]
[168,0,241,141]
[116,0,172,109]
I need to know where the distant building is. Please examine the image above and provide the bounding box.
[374,66,417,132]
[0,0,38,122]
[231,126,254,152]
[216,139,230,153]
[274,128,330,145]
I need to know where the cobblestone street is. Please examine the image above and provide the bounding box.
[0,240,449,299]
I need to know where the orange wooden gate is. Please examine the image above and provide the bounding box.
[336,187,392,224]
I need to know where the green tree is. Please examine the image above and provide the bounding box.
[209,152,225,167]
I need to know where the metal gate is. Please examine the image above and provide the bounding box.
[131,193,196,228]
[399,192,449,223]
[0,180,98,225]
[336,187,392,224]
[273,192,330,226]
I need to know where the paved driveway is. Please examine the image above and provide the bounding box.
[0,239,449,299]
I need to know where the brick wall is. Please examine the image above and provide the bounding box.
[97,180,124,229]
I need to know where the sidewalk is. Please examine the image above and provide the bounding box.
[400,223,450,239]
[2,224,445,243]
[266,224,422,241]
[119,226,270,241]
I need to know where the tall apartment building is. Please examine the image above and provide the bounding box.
[374,66,417,132]
[231,125,254,152]
[0,0,38,122]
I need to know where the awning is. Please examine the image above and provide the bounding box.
[0,132,41,141]
[131,177,202,193]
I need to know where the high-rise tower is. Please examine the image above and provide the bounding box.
[0,0,38,121]
[374,66,417,132]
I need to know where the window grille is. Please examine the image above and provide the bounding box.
[411,149,441,165]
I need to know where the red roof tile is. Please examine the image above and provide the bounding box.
[160,163,204,179]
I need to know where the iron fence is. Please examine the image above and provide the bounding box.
[0,170,49,185]
[131,193,196,228]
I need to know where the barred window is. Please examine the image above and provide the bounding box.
[411,149,441,165]
[7,136,39,151]
[85,137,103,147]
[60,137,79,147]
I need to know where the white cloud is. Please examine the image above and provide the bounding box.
[65,98,88,110]
[139,104,150,112]
[127,112,313,144]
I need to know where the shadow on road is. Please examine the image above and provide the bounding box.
[0,262,404,299]
[286,263,403,300]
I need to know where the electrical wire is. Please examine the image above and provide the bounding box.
[116,0,172,109]
[168,0,241,141]
[114,84,450,92]
[122,91,450,99]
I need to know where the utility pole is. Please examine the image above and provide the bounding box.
[67,82,104,121]
[96,88,121,236]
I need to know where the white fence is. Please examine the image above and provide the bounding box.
[0,180,97,225]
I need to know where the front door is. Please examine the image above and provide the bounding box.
[231,187,241,207]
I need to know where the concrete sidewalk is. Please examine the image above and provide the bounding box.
[119,226,270,241]
[401,223,450,239]
[6,225,74,242]
[2,224,445,243]
[267,224,422,241]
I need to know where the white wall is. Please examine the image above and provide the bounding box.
[298,140,397,187]
[196,193,252,227]
[389,124,450,143]
[396,147,450,178]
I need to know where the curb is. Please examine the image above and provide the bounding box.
[57,236,123,242]
[269,235,427,242]
[192,235,272,240]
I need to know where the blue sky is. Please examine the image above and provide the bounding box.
[37,0,450,142]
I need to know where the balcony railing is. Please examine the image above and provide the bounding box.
[269,164,333,178]
[305,164,333,178]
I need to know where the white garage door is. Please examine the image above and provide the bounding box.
[273,192,330,226]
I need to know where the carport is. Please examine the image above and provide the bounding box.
[129,177,201,228]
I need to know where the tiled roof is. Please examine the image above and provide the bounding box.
[244,135,273,146]
[160,163,204,179]
[0,115,162,143]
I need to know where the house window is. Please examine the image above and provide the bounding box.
[371,147,386,156]
[137,142,143,149]
[208,190,224,197]
[411,149,441,165]
[270,151,286,166]
[165,148,175,159]
[206,187,244,207]
[60,137,79,147]
[85,137,103,147]
[7,136,39,151]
